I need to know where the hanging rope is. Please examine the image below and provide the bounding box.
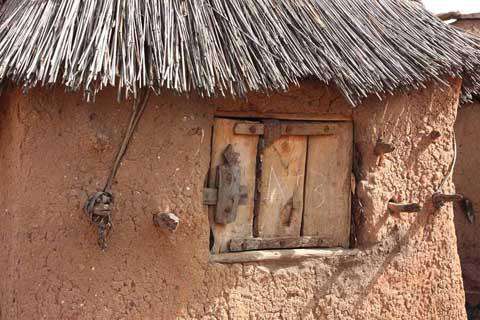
[434,133,457,194]
[432,133,459,210]
[84,89,151,250]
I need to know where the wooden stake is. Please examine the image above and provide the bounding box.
[153,213,180,232]
[432,193,463,209]
[388,202,421,214]
[374,139,395,156]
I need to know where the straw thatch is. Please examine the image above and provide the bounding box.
[1,0,480,105]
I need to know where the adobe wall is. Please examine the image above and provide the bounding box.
[452,19,480,307]
[454,101,480,304]
[0,79,465,319]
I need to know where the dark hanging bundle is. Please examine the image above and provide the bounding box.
[84,90,150,250]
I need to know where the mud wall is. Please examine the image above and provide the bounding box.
[0,79,465,319]
[454,102,480,304]
[452,19,480,307]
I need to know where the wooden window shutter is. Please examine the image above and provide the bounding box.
[208,119,259,254]
[207,118,353,253]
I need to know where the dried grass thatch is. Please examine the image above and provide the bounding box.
[1,0,480,105]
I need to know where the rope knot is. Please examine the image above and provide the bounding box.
[84,191,114,250]
[82,90,150,250]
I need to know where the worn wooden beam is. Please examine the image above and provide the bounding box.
[215,111,352,121]
[234,123,265,135]
[283,123,335,136]
[234,122,336,136]
[229,236,337,252]
[210,248,359,264]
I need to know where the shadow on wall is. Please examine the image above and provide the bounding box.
[454,102,480,309]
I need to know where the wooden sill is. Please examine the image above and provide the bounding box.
[209,248,359,264]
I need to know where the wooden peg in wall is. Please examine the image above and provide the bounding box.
[388,202,421,214]
[374,138,395,156]
[432,193,463,209]
[153,212,180,232]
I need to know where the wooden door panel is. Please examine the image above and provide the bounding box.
[303,122,353,248]
[256,136,307,238]
[209,118,259,253]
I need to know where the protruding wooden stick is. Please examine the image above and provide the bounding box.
[374,139,395,156]
[153,213,180,232]
[432,193,463,209]
[388,202,421,214]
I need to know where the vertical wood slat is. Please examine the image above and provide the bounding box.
[209,118,259,254]
[256,136,307,238]
[303,122,353,248]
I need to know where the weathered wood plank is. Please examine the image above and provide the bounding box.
[235,123,265,135]
[234,122,336,136]
[229,236,337,252]
[210,248,359,264]
[256,136,307,237]
[303,122,353,247]
[215,110,352,121]
[282,122,335,136]
[209,118,259,253]
[387,202,421,213]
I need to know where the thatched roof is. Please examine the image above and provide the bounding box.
[1,0,480,106]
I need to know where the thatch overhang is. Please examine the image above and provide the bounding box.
[1,0,480,106]
[439,12,480,103]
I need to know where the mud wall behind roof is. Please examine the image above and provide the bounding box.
[454,102,480,304]
[452,18,480,306]
[0,79,465,319]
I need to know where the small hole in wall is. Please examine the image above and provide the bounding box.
[209,229,214,251]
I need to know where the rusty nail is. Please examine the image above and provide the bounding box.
[249,125,257,134]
